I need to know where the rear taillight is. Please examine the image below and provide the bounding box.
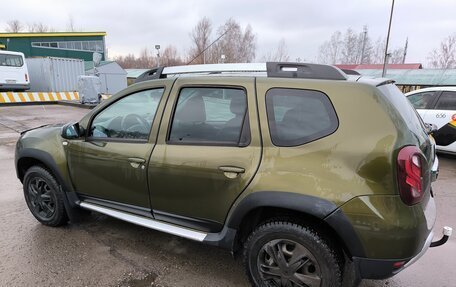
[25,73,28,82]
[397,146,424,205]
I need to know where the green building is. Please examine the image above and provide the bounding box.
[0,32,106,61]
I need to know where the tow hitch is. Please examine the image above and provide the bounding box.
[430,226,452,247]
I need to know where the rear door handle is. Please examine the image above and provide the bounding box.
[128,157,146,168]
[219,166,245,178]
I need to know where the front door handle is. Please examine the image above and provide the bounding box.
[128,157,146,168]
[219,166,245,179]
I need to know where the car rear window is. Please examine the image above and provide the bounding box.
[378,84,426,135]
[0,54,23,67]
[266,88,338,147]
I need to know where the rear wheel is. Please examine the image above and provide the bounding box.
[244,221,342,287]
[23,166,68,227]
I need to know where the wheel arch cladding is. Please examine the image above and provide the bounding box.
[16,148,80,216]
[226,191,366,257]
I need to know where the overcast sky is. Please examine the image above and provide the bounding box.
[1,0,455,64]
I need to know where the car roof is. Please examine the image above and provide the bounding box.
[0,50,25,56]
[405,86,456,96]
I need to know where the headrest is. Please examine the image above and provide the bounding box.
[176,95,206,123]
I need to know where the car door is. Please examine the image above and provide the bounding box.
[66,81,170,208]
[406,90,439,120]
[148,77,261,232]
[425,91,456,151]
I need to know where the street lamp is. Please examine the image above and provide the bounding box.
[155,44,161,67]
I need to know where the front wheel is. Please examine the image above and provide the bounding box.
[244,221,342,287]
[23,166,68,227]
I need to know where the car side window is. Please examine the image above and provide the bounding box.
[90,88,164,140]
[434,91,456,110]
[407,92,436,109]
[266,88,338,147]
[168,87,249,145]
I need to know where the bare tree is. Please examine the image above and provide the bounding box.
[161,45,184,66]
[262,39,290,62]
[209,18,256,63]
[188,17,212,64]
[318,31,342,64]
[67,15,76,32]
[319,27,406,65]
[5,20,23,32]
[339,28,362,64]
[27,22,50,33]
[371,37,386,64]
[427,34,456,69]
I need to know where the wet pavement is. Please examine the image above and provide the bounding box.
[0,104,455,287]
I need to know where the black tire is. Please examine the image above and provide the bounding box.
[244,221,342,287]
[23,166,69,227]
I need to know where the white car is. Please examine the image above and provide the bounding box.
[0,50,30,91]
[406,87,456,154]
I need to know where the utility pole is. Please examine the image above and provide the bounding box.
[382,0,395,77]
[402,37,408,64]
[360,26,368,64]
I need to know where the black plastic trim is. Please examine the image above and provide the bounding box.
[79,195,153,218]
[324,209,366,257]
[226,191,338,228]
[353,256,411,279]
[15,148,81,220]
[135,67,166,83]
[154,210,223,233]
[266,62,347,80]
[225,191,366,257]
[203,226,238,250]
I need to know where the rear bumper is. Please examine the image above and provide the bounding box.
[353,230,434,279]
[0,83,30,91]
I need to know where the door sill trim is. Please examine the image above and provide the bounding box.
[79,202,207,242]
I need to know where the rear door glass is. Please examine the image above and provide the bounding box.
[168,87,249,145]
[434,91,456,110]
[266,88,338,146]
[407,91,436,109]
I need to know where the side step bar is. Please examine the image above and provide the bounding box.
[79,202,208,242]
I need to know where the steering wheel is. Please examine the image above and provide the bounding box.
[121,114,149,133]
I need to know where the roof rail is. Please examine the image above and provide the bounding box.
[135,62,347,83]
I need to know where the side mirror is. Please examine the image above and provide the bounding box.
[424,123,438,135]
[62,122,83,139]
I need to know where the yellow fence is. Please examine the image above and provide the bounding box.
[0,92,79,104]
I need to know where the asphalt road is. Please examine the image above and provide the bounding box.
[0,104,455,287]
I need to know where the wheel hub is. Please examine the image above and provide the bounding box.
[257,239,322,287]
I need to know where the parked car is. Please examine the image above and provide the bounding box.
[406,87,456,154]
[15,63,451,287]
[0,50,29,91]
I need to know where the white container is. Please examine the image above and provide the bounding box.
[86,61,127,95]
[26,57,84,92]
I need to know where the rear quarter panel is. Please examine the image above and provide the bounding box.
[240,78,399,208]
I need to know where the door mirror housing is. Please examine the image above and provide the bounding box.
[62,122,83,139]
[424,123,438,135]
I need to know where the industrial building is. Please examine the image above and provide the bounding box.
[0,32,106,61]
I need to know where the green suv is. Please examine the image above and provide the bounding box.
[15,63,449,287]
